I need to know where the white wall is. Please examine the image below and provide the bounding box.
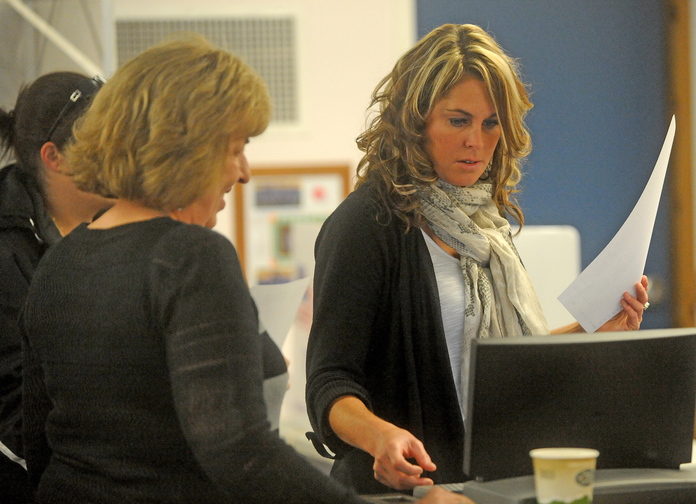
[0,0,110,166]
[0,0,109,99]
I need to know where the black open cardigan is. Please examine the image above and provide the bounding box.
[306,181,466,494]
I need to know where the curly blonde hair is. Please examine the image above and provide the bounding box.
[67,34,271,211]
[356,23,533,229]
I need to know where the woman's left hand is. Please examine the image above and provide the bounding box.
[597,275,649,332]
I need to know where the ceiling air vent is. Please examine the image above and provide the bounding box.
[116,17,297,123]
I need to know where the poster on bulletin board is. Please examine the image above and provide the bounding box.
[234,166,351,286]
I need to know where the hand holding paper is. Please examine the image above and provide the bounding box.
[557,116,675,332]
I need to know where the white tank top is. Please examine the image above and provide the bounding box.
[421,230,468,417]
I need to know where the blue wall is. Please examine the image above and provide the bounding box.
[417,0,672,329]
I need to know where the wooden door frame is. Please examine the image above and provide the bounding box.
[666,0,695,329]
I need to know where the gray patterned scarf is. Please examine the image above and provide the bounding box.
[417,178,549,343]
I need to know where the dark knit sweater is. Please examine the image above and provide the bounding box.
[21,217,366,504]
[306,181,466,494]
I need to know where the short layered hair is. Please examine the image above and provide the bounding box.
[67,35,271,211]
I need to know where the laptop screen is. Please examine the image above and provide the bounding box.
[464,328,696,482]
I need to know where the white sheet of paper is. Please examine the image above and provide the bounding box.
[557,116,675,333]
[250,277,311,348]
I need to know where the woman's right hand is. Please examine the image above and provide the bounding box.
[370,422,437,490]
[417,486,477,504]
[328,396,436,490]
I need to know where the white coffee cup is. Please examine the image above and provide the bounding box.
[529,447,600,504]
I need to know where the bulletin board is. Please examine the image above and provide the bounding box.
[234,166,351,285]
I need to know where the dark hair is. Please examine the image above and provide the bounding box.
[0,72,102,192]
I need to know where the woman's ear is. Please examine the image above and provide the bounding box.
[40,142,67,174]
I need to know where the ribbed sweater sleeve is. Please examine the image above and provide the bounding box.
[305,185,394,456]
[153,226,367,504]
